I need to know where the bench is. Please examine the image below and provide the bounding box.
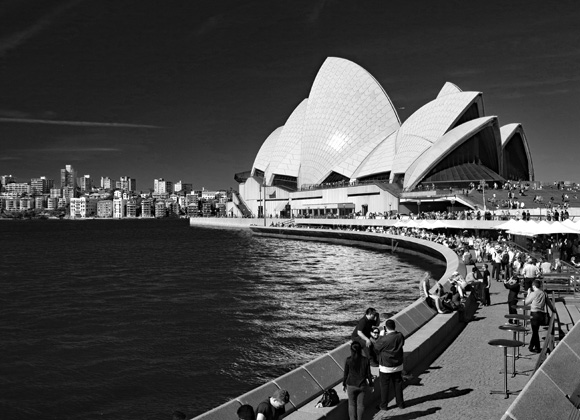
[543,277,575,297]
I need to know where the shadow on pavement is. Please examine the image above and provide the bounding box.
[372,407,441,420]
[404,385,473,406]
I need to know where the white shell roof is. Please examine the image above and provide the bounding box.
[500,123,520,146]
[252,126,283,175]
[351,131,397,179]
[500,123,534,180]
[265,99,308,183]
[298,57,401,186]
[436,82,462,98]
[390,91,482,176]
[404,116,498,189]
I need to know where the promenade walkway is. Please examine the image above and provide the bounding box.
[365,278,549,420]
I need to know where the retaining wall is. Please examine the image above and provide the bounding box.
[192,226,475,420]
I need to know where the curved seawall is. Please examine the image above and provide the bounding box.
[193,226,476,420]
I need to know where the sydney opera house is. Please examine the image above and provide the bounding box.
[233,57,534,219]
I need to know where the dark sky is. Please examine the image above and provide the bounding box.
[1,0,579,190]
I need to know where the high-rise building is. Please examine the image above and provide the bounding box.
[60,165,76,189]
[154,178,173,194]
[1,175,15,189]
[119,176,137,192]
[174,181,192,194]
[31,176,54,194]
[79,175,92,192]
[101,177,114,190]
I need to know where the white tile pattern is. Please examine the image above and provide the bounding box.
[265,99,308,183]
[252,126,283,175]
[298,57,400,186]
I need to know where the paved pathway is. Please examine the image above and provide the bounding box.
[364,279,548,420]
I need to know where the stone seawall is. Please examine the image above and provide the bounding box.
[192,225,476,420]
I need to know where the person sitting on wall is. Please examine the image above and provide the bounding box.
[237,404,256,420]
[256,389,290,420]
[351,308,380,367]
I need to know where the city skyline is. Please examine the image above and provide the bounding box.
[1,1,579,189]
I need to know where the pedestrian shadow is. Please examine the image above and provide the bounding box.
[403,385,473,407]
[469,316,486,322]
[372,407,441,420]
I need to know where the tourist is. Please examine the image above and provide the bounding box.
[522,257,540,291]
[351,308,380,366]
[342,341,373,420]
[375,319,405,411]
[237,405,256,420]
[256,389,289,420]
[540,258,552,274]
[482,263,491,306]
[491,245,503,281]
[524,280,552,353]
[503,276,520,324]
[465,266,483,301]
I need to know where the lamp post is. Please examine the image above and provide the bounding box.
[417,200,422,219]
[450,196,456,214]
[263,177,267,227]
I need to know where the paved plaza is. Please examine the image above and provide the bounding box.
[366,279,547,420]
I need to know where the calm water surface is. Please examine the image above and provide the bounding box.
[0,219,444,419]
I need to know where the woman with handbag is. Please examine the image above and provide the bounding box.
[524,279,551,353]
[342,341,373,420]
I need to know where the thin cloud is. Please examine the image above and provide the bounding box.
[0,0,83,56]
[0,118,161,129]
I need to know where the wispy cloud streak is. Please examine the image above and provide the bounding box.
[0,118,161,129]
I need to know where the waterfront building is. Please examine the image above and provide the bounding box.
[50,188,62,198]
[97,200,113,218]
[5,198,19,211]
[113,198,127,219]
[79,175,92,192]
[201,201,212,217]
[57,198,67,208]
[185,194,199,217]
[60,164,76,189]
[47,197,59,210]
[31,176,54,194]
[35,196,46,209]
[101,176,114,190]
[5,182,31,196]
[141,199,153,218]
[235,57,534,218]
[70,197,97,218]
[20,198,33,210]
[126,200,137,218]
[154,178,173,194]
[154,201,167,218]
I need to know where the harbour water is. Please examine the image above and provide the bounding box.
[0,219,444,419]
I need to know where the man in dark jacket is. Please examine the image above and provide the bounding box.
[503,276,521,323]
[374,319,405,411]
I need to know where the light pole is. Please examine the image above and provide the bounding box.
[417,200,422,219]
[450,196,456,214]
[263,177,267,227]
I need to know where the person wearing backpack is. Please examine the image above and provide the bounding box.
[501,249,511,279]
[342,341,373,420]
